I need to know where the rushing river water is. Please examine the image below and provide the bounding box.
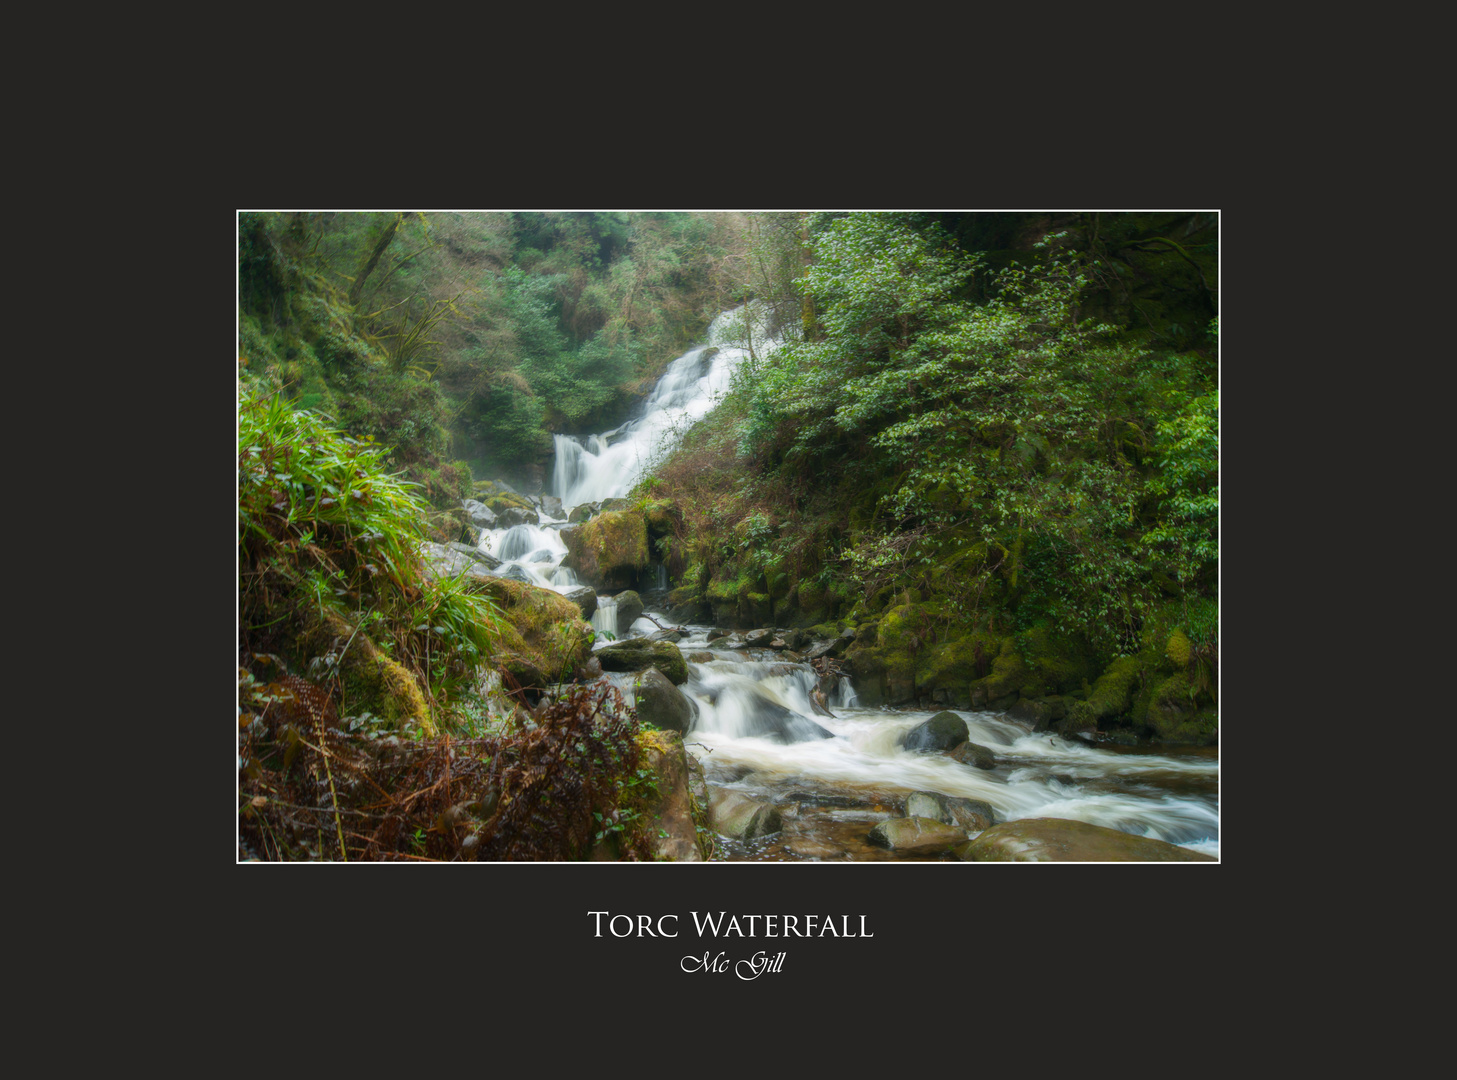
[469,302,1219,860]
[614,613,1219,860]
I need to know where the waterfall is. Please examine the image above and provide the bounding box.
[550,301,784,509]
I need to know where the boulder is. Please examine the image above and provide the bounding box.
[744,629,774,647]
[949,740,997,770]
[708,788,783,840]
[955,818,1217,862]
[903,791,997,830]
[613,590,644,628]
[634,667,695,734]
[866,816,967,856]
[902,711,969,752]
[1008,696,1065,731]
[445,541,502,571]
[730,694,834,744]
[904,792,949,821]
[595,638,689,685]
[559,586,598,620]
[636,730,708,861]
[560,510,647,588]
[461,499,498,530]
[949,798,998,831]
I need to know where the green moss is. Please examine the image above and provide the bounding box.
[1064,655,1143,732]
[299,610,432,734]
[474,578,594,684]
[1166,628,1192,666]
[563,510,650,588]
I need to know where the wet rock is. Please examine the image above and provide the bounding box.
[945,798,998,831]
[949,740,997,770]
[768,637,789,650]
[633,667,695,734]
[744,628,774,647]
[784,836,850,860]
[902,791,996,831]
[461,499,499,529]
[568,503,597,523]
[901,711,969,752]
[573,655,604,683]
[595,638,689,685]
[904,792,949,821]
[687,651,716,664]
[649,628,683,643]
[866,816,966,855]
[538,494,564,519]
[494,505,540,528]
[637,730,706,861]
[559,586,598,620]
[706,627,729,643]
[955,818,1217,862]
[613,590,644,628]
[491,564,534,584]
[709,788,783,840]
[445,542,502,571]
[735,696,834,744]
[803,638,842,661]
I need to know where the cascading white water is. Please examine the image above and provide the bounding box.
[551,302,782,509]
[651,623,1219,858]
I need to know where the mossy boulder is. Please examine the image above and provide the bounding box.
[632,729,709,861]
[643,499,681,539]
[1063,656,1143,734]
[1143,672,1219,745]
[297,610,431,733]
[1008,696,1067,731]
[561,510,650,590]
[472,577,595,690]
[956,818,1216,862]
[595,638,689,685]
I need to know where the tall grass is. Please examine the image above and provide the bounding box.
[238,383,502,710]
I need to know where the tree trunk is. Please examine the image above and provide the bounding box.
[348,212,402,307]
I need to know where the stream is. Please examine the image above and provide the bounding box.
[471,303,1220,860]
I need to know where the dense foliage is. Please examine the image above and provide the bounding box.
[650,211,1218,684]
[238,211,741,487]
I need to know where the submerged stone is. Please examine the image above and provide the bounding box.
[956,818,1216,862]
[866,816,966,855]
[709,788,783,840]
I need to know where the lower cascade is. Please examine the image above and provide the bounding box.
[601,618,1219,861]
